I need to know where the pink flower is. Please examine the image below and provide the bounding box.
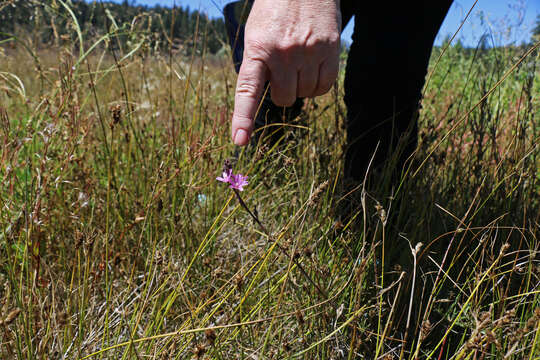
[228,173,249,191]
[216,168,232,183]
[216,168,248,191]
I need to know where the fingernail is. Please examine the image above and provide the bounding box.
[234,129,248,145]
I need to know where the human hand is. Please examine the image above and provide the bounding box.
[231,0,341,145]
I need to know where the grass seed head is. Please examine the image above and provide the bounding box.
[109,104,122,128]
[308,180,328,206]
[192,343,206,359]
[204,328,216,344]
[1,308,20,326]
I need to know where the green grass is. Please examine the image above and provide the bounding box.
[0,5,539,359]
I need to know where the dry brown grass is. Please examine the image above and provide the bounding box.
[0,5,539,359]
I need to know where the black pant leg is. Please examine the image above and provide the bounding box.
[343,1,453,180]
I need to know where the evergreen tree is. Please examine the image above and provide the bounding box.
[0,0,227,54]
[533,14,540,38]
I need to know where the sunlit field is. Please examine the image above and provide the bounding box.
[0,2,539,359]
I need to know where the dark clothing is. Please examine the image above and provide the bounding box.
[342,1,453,179]
[224,0,453,180]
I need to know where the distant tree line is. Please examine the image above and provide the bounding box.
[0,0,228,55]
[534,14,540,39]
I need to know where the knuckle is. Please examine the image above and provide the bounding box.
[310,34,340,53]
[274,39,297,53]
[236,80,260,97]
[232,113,253,128]
[245,38,272,57]
[326,32,340,46]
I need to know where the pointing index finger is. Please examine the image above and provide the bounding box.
[232,58,268,145]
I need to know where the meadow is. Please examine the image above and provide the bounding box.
[0,3,539,359]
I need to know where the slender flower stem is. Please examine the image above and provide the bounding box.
[233,189,327,299]
[233,189,268,234]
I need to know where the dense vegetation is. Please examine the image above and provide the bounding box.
[0,0,227,54]
[0,1,539,359]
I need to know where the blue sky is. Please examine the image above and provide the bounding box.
[103,0,539,46]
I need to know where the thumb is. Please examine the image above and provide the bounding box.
[232,58,268,145]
